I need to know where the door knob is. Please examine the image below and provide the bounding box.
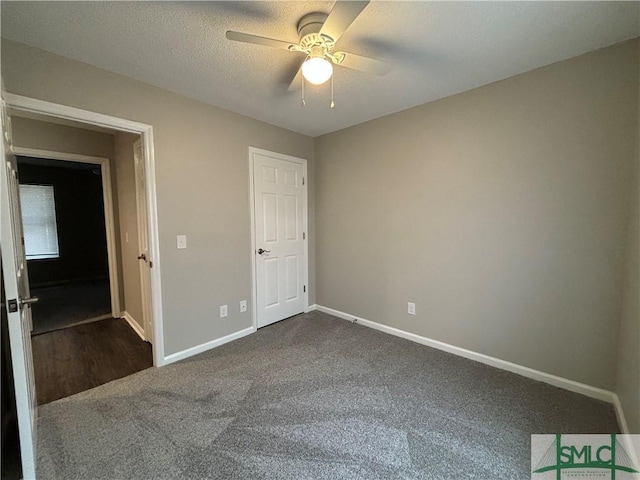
[19,296,39,307]
[137,253,146,261]
[257,248,271,255]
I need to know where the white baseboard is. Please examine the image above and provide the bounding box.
[163,326,256,365]
[121,311,146,341]
[305,304,318,313]
[612,394,631,434]
[312,305,620,409]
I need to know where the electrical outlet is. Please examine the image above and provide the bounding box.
[177,235,187,249]
[239,300,247,313]
[408,302,416,315]
[220,304,228,318]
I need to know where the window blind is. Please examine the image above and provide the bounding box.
[19,184,60,260]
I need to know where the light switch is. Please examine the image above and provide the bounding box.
[177,235,187,249]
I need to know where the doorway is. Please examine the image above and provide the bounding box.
[2,93,165,477]
[5,94,164,366]
[16,154,115,335]
[9,119,155,405]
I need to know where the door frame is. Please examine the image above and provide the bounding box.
[12,147,121,318]
[248,147,309,330]
[6,93,165,366]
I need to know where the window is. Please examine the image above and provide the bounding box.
[19,184,60,260]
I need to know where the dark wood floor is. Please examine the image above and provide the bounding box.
[32,318,153,405]
[31,279,111,335]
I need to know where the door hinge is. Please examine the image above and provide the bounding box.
[303,285,306,293]
[302,177,305,186]
[149,261,153,268]
[7,299,18,313]
[303,232,305,240]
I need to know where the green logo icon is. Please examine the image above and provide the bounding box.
[532,434,639,479]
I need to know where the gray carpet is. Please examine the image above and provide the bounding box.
[31,279,111,335]
[37,311,618,479]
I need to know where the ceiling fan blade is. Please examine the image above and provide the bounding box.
[288,63,304,91]
[319,0,370,43]
[225,31,296,51]
[335,51,391,76]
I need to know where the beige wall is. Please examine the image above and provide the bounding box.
[615,42,640,433]
[1,40,315,356]
[315,40,639,391]
[113,132,143,330]
[11,116,114,159]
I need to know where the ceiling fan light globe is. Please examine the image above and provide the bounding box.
[302,57,333,85]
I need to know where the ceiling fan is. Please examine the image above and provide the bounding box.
[226,0,390,105]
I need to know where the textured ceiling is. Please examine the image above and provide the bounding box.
[2,1,639,137]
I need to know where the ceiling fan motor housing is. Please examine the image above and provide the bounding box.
[297,12,328,38]
[296,12,336,55]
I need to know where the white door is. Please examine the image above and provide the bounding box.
[1,97,38,478]
[134,139,153,343]
[251,149,308,328]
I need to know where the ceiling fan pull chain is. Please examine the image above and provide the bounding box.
[330,73,335,109]
[301,73,306,106]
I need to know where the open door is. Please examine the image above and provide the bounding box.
[1,94,38,478]
[134,139,153,343]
